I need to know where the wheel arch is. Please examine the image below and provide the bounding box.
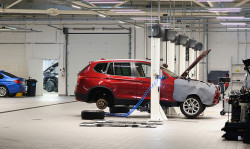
[186,94,201,101]
[0,85,9,96]
[87,86,115,104]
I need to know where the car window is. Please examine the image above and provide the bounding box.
[94,63,108,73]
[107,63,114,75]
[135,63,151,78]
[0,74,3,79]
[114,63,131,76]
[1,71,17,78]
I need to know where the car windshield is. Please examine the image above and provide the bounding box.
[161,66,178,78]
[1,71,18,78]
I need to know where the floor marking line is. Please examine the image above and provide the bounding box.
[0,101,78,114]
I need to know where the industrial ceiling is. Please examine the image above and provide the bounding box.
[0,0,250,28]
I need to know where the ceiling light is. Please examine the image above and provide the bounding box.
[115,11,145,13]
[98,13,106,17]
[135,26,140,28]
[85,0,119,1]
[0,27,11,31]
[90,1,124,4]
[227,27,250,30]
[8,26,17,30]
[198,0,233,2]
[118,20,124,23]
[216,16,245,20]
[220,22,246,26]
[72,5,81,9]
[209,8,241,12]
[131,17,158,20]
[111,9,142,12]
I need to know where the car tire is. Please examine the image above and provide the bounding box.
[109,106,130,113]
[9,93,17,97]
[180,96,204,119]
[81,110,105,120]
[0,86,8,97]
[45,81,55,92]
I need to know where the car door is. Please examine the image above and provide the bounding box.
[106,62,138,100]
[134,62,167,101]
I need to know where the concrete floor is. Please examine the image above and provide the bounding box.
[0,95,250,149]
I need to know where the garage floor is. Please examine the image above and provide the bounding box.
[0,95,250,149]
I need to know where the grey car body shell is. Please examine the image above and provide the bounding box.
[173,78,216,106]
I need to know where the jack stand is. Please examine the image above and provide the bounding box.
[150,37,168,121]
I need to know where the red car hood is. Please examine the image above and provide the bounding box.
[180,49,211,78]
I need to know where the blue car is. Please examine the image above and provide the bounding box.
[0,70,27,97]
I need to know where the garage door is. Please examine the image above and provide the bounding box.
[67,33,129,95]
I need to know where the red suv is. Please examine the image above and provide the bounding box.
[75,49,220,118]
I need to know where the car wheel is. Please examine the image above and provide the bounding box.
[202,106,206,112]
[180,96,203,119]
[96,98,108,110]
[9,93,17,97]
[45,81,55,92]
[81,110,105,120]
[0,86,8,97]
[110,106,130,113]
[95,90,113,109]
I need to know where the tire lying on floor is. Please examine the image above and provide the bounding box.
[81,110,105,120]
[109,106,130,113]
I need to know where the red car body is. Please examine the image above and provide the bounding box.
[75,50,220,118]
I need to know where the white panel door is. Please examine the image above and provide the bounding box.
[67,34,129,95]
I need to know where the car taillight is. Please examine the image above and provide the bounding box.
[14,80,22,84]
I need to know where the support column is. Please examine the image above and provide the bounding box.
[179,45,186,75]
[189,48,195,79]
[175,45,180,75]
[167,41,175,72]
[196,51,200,80]
[150,38,167,121]
[162,41,167,64]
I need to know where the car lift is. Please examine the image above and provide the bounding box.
[80,120,163,128]
[149,24,168,121]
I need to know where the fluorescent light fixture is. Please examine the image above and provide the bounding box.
[209,8,241,12]
[220,22,246,26]
[131,17,158,20]
[227,27,250,30]
[85,0,119,1]
[8,26,17,30]
[0,28,11,31]
[115,11,145,13]
[111,9,142,12]
[98,13,106,17]
[90,1,124,4]
[118,20,124,23]
[198,0,233,2]
[72,5,81,9]
[216,16,245,20]
[135,26,140,28]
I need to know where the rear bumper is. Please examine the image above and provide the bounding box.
[8,84,27,94]
[75,92,88,102]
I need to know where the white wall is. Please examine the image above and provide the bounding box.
[0,20,145,96]
[207,22,250,73]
